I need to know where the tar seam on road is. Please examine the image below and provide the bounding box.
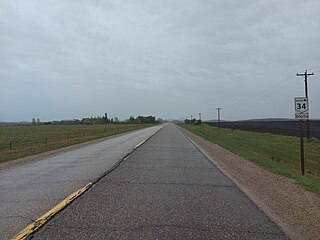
[12,126,163,240]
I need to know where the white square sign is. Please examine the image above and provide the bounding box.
[294,97,309,120]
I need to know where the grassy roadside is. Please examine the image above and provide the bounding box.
[180,124,320,195]
[0,124,149,164]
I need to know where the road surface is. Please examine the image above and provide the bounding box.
[32,124,287,239]
[0,126,162,239]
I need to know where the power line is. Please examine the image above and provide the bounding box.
[307,65,320,71]
[261,79,301,97]
[224,75,300,107]
[214,66,318,117]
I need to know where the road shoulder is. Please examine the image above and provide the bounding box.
[0,129,145,171]
[179,126,320,240]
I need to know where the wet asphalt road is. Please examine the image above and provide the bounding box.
[0,126,162,239]
[33,124,287,239]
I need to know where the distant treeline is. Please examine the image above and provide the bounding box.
[41,114,163,125]
[128,115,162,124]
[83,114,162,124]
[82,113,115,124]
[184,118,202,125]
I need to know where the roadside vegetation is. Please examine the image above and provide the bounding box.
[0,124,148,164]
[180,124,320,195]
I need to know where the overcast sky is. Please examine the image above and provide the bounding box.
[1,0,319,122]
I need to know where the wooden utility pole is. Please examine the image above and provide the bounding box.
[297,70,314,139]
[216,108,222,128]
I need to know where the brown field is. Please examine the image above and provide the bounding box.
[206,120,320,139]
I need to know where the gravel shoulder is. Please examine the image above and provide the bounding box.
[179,127,320,240]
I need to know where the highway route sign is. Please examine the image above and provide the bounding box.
[294,97,309,120]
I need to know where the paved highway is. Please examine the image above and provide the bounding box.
[0,126,162,239]
[33,124,287,239]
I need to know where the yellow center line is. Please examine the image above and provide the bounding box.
[13,182,93,240]
[134,140,146,149]
[13,127,163,239]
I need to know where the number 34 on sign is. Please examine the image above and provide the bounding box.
[294,97,309,120]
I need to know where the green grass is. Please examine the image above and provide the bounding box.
[0,124,149,164]
[180,124,320,195]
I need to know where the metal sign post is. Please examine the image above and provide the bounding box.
[294,97,309,175]
[299,120,305,175]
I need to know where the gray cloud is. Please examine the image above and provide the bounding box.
[1,0,319,121]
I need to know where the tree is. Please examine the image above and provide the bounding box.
[114,117,119,123]
[104,113,109,124]
[195,120,202,125]
[136,116,156,124]
[129,116,135,123]
[32,118,36,125]
[156,118,163,124]
[37,118,41,125]
[127,115,157,124]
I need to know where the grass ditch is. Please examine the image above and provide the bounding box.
[0,124,149,164]
[180,124,320,195]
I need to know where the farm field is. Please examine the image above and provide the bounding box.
[206,120,320,139]
[0,124,148,164]
[180,123,320,195]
